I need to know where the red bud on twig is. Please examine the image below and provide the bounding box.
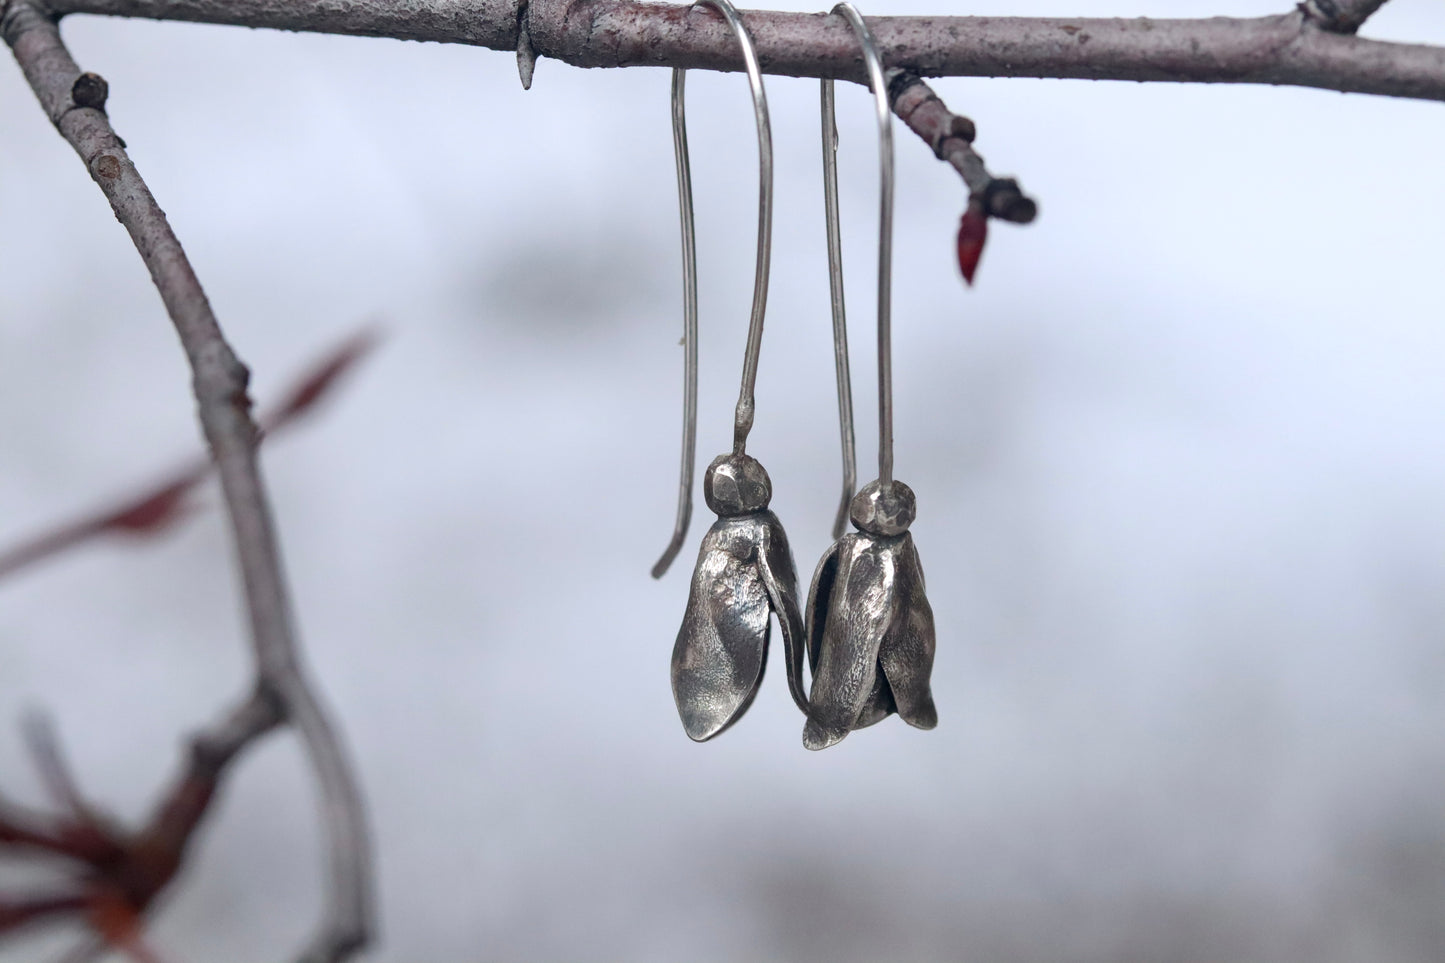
[260,326,381,432]
[98,479,198,536]
[956,201,988,286]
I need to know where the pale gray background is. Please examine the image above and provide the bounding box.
[1,1,1443,960]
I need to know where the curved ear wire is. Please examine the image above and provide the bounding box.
[652,0,774,577]
[707,0,775,459]
[652,67,699,579]
[830,2,895,489]
[821,78,857,541]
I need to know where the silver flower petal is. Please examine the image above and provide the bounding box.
[876,534,937,730]
[804,533,896,750]
[671,510,804,741]
[803,528,936,750]
[757,520,808,715]
[804,537,840,672]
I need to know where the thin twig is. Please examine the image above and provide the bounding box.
[42,0,1445,102]
[0,470,197,582]
[20,712,90,817]
[0,894,89,937]
[887,70,1034,223]
[139,689,284,872]
[0,2,372,960]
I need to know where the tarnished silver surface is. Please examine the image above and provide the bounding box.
[653,0,774,577]
[803,8,939,751]
[651,67,699,580]
[827,1,895,489]
[672,454,807,741]
[804,481,937,750]
[653,0,807,741]
[820,76,856,541]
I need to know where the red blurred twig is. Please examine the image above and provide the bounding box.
[258,327,379,434]
[1,3,374,961]
[0,326,379,584]
[0,893,89,938]
[0,699,281,961]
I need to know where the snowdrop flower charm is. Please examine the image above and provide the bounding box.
[804,479,937,750]
[651,0,810,740]
[672,453,807,741]
[804,3,939,751]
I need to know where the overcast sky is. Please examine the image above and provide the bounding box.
[1,1,1443,960]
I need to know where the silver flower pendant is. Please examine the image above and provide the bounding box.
[672,453,807,741]
[804,479,938,750]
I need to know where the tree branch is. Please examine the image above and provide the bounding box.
[0,2,373,960]
[34,0,1445,229]
[41,0,1445,102]
[38,1,1039,217]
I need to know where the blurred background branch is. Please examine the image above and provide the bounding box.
[1,1,375,959]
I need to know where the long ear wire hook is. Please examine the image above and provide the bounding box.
[653,0,774,578]
[826,2,895,490]
[653,67,699,578]
[821,67,855,539]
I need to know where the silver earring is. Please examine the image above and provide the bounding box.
[805,2,939,751]
[821,56,858,542]
[655,0,808,742]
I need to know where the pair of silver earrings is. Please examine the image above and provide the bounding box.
[652,0,937,751]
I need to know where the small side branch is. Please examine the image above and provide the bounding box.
[1300,0,1391,35]
[0,2,372,961]
[888,71,1034,223]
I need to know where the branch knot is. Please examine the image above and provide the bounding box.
[1298,0,1386,34]
[982,178,1036,224]
[70,70,107,110]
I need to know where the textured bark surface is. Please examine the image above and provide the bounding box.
[53,0,524,46]
[46,0,1445,101]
